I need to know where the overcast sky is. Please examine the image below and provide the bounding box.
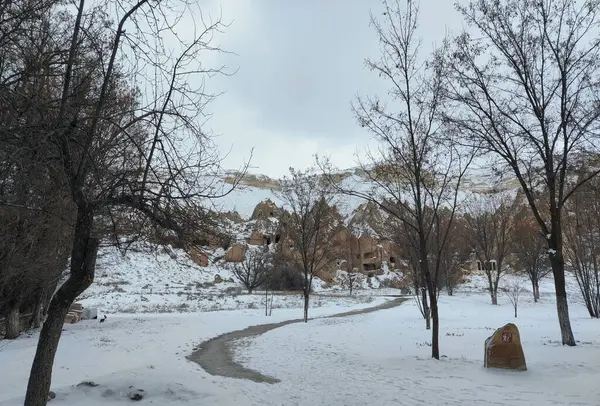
[200,0,464,178]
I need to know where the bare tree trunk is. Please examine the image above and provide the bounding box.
[491,289,498,305]
[532,279,540,303]
[42,279,59,320]
[514,304,517,318]
[303,291,309,323]
[429,290,439,359]
[4,304,21,339]
[421,288,430,330]
[30,293,44,329]
[349,275,353,296]
[265,287,268,316]
[24,209,99,406]
[551,259,576,346]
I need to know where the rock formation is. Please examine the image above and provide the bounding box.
[484,323,527,371]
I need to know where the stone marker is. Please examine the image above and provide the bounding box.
[484,323,527,371]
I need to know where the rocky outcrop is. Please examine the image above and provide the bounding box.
[347,201,387,237]
[224,244,247,262]
[251,199,279,221]
[484,323,527,371]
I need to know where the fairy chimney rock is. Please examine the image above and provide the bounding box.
[484,323,527,371]
[224,243,247,262]
[251,199,279,221]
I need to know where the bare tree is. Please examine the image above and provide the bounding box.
[564,175,600,318]
[443,0,600,346]
[233,248,271,294]
[513,211,551,302]
[388,218,430,325]
[464,194,519,305]
[399,233,431,328]
[0,0,76,339]
[320,0,473,359]
[348,269,356,296]
[264,278,274,316]
[278,167,341,322]
[0,1,248,403]
[438,216,471,296]
[503,277,526,318]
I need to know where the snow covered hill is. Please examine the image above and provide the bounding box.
[213,161,520,220]
[78,242,399,314]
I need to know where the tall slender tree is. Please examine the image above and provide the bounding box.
[513,210,551,302]
[464,194,520,305]
[278,167,342,322]
[1,1,248,403]
[443,0,600,345]
[321,0,473,359]
[564,174,600,318]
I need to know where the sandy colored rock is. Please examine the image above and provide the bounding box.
[251,199,279,220]
[65,312,80,324]
[484,323,527,371]
[224,243,246,262]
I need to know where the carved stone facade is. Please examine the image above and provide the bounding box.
[225,200,404,282]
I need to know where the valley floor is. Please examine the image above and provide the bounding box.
[1,291,599,405]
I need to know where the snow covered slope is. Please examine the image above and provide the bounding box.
[78,242,387,314]
[212,163,520,220]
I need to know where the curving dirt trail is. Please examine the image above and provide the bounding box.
[188,297,406,384]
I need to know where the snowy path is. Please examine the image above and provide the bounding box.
[230,294,600,406]
[188,297,406,383]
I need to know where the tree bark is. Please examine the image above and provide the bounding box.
[4,304,21,340]
[532,279,540,303]
[24,209,99,406]
[514,305,517,318]
[43,279,59,319]
[551,259,576,346]
[265,287,268,316]
[421,288,430,330]
[30,293,44,329]
[303,291,309,322]
[429,289,440,359]
[491,287,498,305]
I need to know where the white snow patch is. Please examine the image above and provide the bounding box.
[0,298,389,405]
[1,272,598,405]
[233,292,600,405]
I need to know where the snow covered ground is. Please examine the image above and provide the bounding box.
[79,242,402,314]
[1,271,600,405]
[232,289,600,405]
[0,298,390,405]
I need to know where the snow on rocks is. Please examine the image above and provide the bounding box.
[77,241,404,314]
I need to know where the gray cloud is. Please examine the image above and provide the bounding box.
[200,0,462,177]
